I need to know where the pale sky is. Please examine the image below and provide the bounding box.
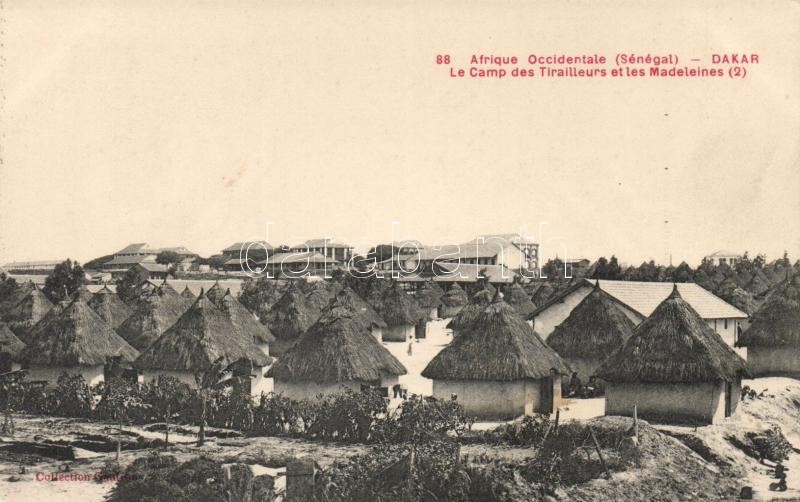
[1,1,798,267]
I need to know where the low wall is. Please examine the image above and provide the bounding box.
[432,379,555,420]
[746,346,800,377]
[27,365,105,387]
[605,381,731,424]
[383,324,414,342]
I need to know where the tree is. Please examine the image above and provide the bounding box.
[672,261,694,283]
[197,254,229,271]
[116,268,143,305]
[0,274,18,305]
[155,251,182,266]
[194,357,228,447]
[606,256,623,280]
[43,259,84,302]
[101,378,144,461]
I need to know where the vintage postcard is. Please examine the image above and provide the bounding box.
[0,1,798,501]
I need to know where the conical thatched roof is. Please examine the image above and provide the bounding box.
[737,275,800,347]
[377,282,425,327]
[441,283,468,308]
[134,291,271,372]
[180,286,196,300]
[87,285,133,330]
[267,305,406,383]
[546,284,636,359]
[423,299,570,381]
[532,282,556,306]
[218,289,276,344]
[596,286,749,383]
[503,282,536,318]
[414,282,445,310]
[116,289,192,351]
[0,322,25,360]
[262,283,321,352]
[3,286,54,340]
[21,298,138,367]
[305,280,343,311]
[327,286,387,329]
[446,288,493,332]
[205,281,226,305]
[72,286,94,303]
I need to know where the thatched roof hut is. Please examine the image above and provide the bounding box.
[267,305,406,384]
[546,283,636,360]
[377,282,425,327]
[21,298,138,367]
[261,282,321,354]
[116,289,192,351]
[135,291,271,373]
[3,285,54,341]
[205,280,226,305]
[327,286,387,330]
[737,275,800,348]
[72,286,94,303]
[217,289,276,345]
[446,288,493,333]
[441,283,468,308]
[0,322,25,361]
[180,285,196,300]
[423,298,570,381]
[87,285,133,330]
[596,286,749,384]
[414,281,445,316]
[304,280,343,311]
[503,282,536,318]
[531,282,556,306]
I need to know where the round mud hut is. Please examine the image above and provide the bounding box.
[261,282,321,355]
[268,305,407,400]
[446,288,493,338]
[3,284,54,343]
[134,290,273,394]
[180,285,196,301]
[326,286,387,341]
[20,298,139,386]
[376,281,426,342]
[87,285,133,330]
[0,322,26,372]
[545,282,636,383]
[217,289,276,356]
[503,281,537,319]
[414,281,445,321]
[439,283,469,319]
[116,289,192,351]
[735,275,800,377]
[422,296,570,419]
[596,285,750,425]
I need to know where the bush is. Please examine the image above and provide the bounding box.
[52,373,93,418]
[251,392,305,436]
[483,414,551,446]
[304,387,387,442]
[311,438,471,501]
[107,453,254,502]
[374,395,473,444]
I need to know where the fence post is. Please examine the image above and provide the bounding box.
[286,458,318,501]
[588,425,612,480]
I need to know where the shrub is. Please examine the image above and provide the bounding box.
[374,395,473,444]
[52,373,93,418]
[483,414,551,446]
[108,453,227,502]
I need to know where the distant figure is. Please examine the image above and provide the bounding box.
[392,383,402,399]
[400,385,408,400]
[569,372,582,396]
[407,342,413,356]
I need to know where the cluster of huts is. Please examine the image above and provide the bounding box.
[0,270,797,426]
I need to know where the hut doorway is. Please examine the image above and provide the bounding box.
[540,376,554,414]
[724,382,733,417]
[414,322,426,340]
